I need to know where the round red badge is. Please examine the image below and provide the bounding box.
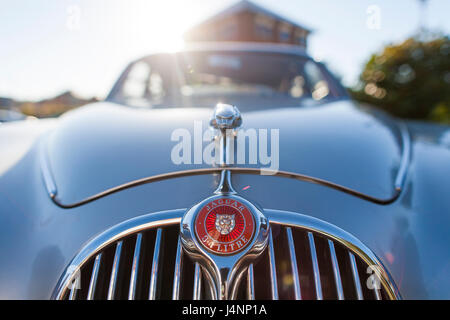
[195,198,255,255]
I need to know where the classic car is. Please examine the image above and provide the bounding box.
[1,42,449,300]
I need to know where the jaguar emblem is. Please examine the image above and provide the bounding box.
[215,214,236,235]
[193,198,255,255]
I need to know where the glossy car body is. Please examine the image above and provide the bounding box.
[0,43,449,299]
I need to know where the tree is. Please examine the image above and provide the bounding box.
[350,34,450,123]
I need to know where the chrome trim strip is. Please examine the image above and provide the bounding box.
[41,137,411,209]
[87,253,102,300]
[148,228,162,300]
[349,252,363,300]
[193,263,202,300]
[128,233,142,300]
[268,228,279,300]
[286,227,301,300]
[41,117,409,209]
[247,264,255,300]
[328,239,344,300]
[107,241,123,300]
[172,236,183,300]
[308,232,323,300]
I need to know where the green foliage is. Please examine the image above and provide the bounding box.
[350,34,450,124]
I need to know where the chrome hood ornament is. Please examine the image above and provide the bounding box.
[209,103,242,131]
[209,103,241,167]
[180,104,269,300]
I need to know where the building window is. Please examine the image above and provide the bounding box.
[279,30,290,42]
[294,28,308,47]
[297,37,306,46]
[254,14,275,40]
[278,22,292,42]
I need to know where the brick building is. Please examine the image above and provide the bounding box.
[184,0,311,48]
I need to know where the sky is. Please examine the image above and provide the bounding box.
[0,0,449,101]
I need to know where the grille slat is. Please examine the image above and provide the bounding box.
[202,265,218,299]
[374,285,382,300]
[171,236,183,300]
[148,228,162,300]
[307,232,323,300]
[247,263,255,300]
[349,252,364,300]
[286,227,302,300]
[87,253,102,300]
[193,263,202,300]
[128,233,142,300]
[69,284,77,300]
[56,212,399,300]
[107,241,122,300]
[328,239,344,300]
[267,228,279,300]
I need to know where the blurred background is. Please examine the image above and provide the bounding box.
[0,0,449,123]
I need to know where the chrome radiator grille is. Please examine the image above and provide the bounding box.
[262,224,388,300]
[65,225,187,300]
[54,210,399,300]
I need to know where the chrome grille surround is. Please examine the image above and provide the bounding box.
[52,209,401,300]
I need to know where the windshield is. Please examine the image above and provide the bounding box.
[110,51,345,110]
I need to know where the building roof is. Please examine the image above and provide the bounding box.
[191,0,312,33]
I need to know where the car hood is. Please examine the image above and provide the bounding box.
[45,100,405,204]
